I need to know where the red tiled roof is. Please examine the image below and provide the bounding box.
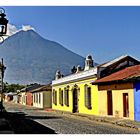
[93,65,140,84]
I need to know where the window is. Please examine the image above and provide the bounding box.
[37,94,38,103]
[36,94,38,103]
[59,88,64,106]
[84,85,92,109]
[38,93,41,104]
[64,88,69,106]
[53,89,57,105]
[34,94,35,103]
[34,94,36,103]
[33,94,34,103]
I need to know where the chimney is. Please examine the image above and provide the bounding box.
[55,70,63,80]
[76,65,82,73]
[84,55,94,71]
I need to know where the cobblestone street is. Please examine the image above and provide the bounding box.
[2,102,140,134]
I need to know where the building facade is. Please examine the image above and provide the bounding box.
[52,55,140,117]
[32,85,52,109]
[18,83,42,106]
[52,55,99,115]
[93,65,140,121]
[26,92,33,106]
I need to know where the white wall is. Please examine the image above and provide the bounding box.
[33,92,43,108]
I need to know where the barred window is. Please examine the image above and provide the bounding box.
[59,88,64,106]
[84,85,92,109]
[53,89,57,105]
[64,88,69,106]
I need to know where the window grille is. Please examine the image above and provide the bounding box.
[64,88,69,106]
[59,88,63,106]
[53,89,57,105]
[84,85,92,109]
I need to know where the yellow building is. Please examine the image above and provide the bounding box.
[52,55,99,115]
[52,55,140,117]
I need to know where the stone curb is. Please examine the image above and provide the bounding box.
[81,116,139,130]
[52,110,140,131]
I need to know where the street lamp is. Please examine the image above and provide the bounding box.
[0,7,8,110]
[0,7,8,44]
[0,58,6,106]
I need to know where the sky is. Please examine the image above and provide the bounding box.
[2,6,140,64]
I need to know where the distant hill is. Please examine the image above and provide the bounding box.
[0,30,86,84]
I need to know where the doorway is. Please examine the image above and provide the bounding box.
[123,93,129,117]
[107,90,113,115]
[72,88,78,113]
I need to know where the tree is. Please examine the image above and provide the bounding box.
[3,83,26,93]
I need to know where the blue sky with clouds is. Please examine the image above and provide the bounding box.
[3,6,140,63]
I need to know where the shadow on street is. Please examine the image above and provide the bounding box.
[26,115,61,120]
[3,111,56,134]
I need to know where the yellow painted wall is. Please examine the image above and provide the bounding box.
[52,86,73,112]
[78,84,99,115]
[98,89,134,120]
[52,77,99,115]
[98,91,107,116]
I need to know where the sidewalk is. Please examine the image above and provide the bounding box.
[53,110,140,131]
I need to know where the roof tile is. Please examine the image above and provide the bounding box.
[93,65,140,84]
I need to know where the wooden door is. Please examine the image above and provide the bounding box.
[73,88,78,113]
[107,90,113,115]
[123,93,129,117]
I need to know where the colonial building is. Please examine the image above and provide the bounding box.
[52,55,98,115]
[52,55,140,116]
[92,65,140,121]
[18,83,42,106]
[31,84,52,109]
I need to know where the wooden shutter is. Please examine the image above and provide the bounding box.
[84,85,92,109]
[66,89,69,106]
[53,90,57,105]
[55,90,57,105]
[64,89,69,106]
[84,85,88,108]
[53,90,55,104]
[87,87,92,109]
[64,88,67,105]
[59,89,63,106]
[61,90,63,106]
[59,88,61,105]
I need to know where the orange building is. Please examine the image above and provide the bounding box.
[93,65,140,121]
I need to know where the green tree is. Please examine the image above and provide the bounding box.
[3,83,26,93]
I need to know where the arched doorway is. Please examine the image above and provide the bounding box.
[72,88,78,113]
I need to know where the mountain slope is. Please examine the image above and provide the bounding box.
[0,30,85,84]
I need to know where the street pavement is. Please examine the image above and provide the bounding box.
[3,102,140,134]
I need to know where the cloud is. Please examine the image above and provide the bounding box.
[22,25,35,31]
[7,24,18,36]
[4,24,35,39]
